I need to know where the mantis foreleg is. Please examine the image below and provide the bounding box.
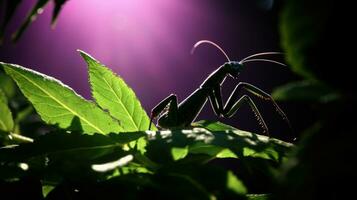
[149,94,178,130]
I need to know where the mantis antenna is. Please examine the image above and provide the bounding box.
[191,40,286,67]
[191,40,231,62]
[241,58,287,67]
[240,52,283,63]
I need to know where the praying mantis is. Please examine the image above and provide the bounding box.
[149,40,291,135]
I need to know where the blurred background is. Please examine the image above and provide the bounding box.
[0,0,311,139]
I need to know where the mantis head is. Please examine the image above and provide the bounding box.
[225,61,243,79]
[191,40,287,79]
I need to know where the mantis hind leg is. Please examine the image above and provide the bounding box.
[223,94,269,135]
[220,82,292,136]
[207,84,269,134]
[233,82,292,131]
[149,94,178,130]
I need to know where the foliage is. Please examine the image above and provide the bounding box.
[80,51,154,132]
[278,0,351,93]
[0,0,69,43]
[2,62,124,134]
[272,80,340,103]
[0,52,293,199]
[271,0,356,199]
[0,87,14,132]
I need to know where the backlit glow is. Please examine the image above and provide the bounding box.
[19,163,29,171]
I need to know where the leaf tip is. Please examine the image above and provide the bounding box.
[77,49,86,55]
[78,50,96,63]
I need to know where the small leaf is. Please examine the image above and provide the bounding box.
[1,62,123,134]
[227,171,247,195]
[171,146,189,161]
[216,148,237,158]
[0,72,16,99]
[272,80,340,103]
[192,120,238,131]
[12,0,50,42]
[0,88,14,132]
[0,88,8,105]
[80,50,155,131]
[189,143,225,157]
[42,185,55,198]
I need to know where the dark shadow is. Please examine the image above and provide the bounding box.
[67,116,83,133]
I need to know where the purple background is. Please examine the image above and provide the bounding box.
[0,0,303,138]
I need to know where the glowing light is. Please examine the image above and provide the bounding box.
[45,0,216,92]
[19,163,29,171]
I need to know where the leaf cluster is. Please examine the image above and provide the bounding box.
[0,52,292,199]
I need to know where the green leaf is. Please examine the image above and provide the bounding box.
[0,131,140,179]
[0,72,16,99]
[79,50,155,131]
[190,121,288,159]
[171,146,189,161]
[272,80,340,103]
[0,88,14,132]
[0,131,139,180]
[192,120,238,131]
[189,143,224,156]
[145,129,293,164]
[227,170,247,195]
[0,131,141,163]
[1,62,123,134]
[42,185,55,198]
[216,148,237,158]
[0,88,8,105]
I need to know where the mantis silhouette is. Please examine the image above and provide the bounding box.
[149,40,291,135]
